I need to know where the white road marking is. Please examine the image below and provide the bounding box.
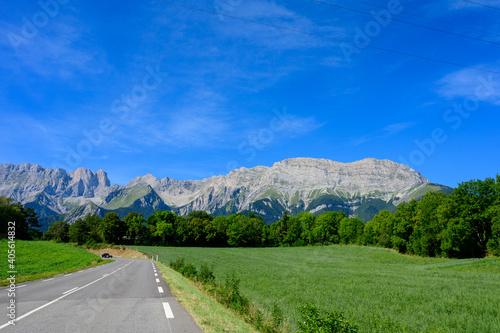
[0,260,133,329]
[162,302,174,319]
[17,285,26,288]
[158,286,164,293]
[155,273,158,276]
[156,278,160,283]
[43,278,55,282]
[64,274,72,277]
[63,287,78,295]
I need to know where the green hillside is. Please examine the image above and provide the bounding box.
[103,185,153,209]
[0,240,105,284]
[402,183,454,203]
[136,245,500,333]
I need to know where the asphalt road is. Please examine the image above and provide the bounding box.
[0,258,203,332]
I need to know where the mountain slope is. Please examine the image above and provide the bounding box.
[0,158,452,224]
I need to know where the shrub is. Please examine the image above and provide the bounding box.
[218,272,249,315]
[297,304,358,333]
[180,263,198,279]
[197,263,215,284]
[169,258,186,271]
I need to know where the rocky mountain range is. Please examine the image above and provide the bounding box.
[0,158,452,229]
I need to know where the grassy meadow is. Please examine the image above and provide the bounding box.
[135,245,500,333]
[0,239,106,284]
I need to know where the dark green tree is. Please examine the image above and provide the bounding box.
[338,217,364,245]
[68,218,89,245]
[98,212,124,244]
[83,213,102,243]
[43,221,70,242]
[0,196,41,240]
[205,215,229,246]
[124,212,147,244]
[313,211,346,244]
[486,205,500,256]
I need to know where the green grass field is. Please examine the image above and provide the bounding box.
[135,245,500,333]
[0,239,106,285]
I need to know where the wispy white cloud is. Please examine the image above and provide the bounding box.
[436,66,500,105]
[215,0,346,52]
[351,122,417,146]
[383,122,416,134]
[0,13,108,80]
[448,0,500,9]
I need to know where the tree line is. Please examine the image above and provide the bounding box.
[363,175,500,258]
[41,208,365,248]
[2,175,499,258]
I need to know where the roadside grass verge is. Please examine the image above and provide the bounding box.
[155,260,258,333]
[136,245,500,333]
[0,239,109,286]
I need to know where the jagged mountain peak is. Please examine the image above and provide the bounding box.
[126,173,161,188]
[0,158,450,226]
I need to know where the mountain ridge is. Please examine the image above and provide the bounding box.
[0,158,452,229]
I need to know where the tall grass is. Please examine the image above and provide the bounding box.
[135,245,500,332]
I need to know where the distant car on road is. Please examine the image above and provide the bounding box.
[101,253,113,258]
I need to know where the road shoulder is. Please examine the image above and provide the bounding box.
[156,261,258,333]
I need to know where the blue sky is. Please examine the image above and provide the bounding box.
[1,0,499,187]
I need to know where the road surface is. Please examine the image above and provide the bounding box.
[0,258,203,332]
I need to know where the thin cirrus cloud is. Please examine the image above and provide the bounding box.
[350,122,417,146]
[448,0,500,9]
[202,0,346,53]
[1,17,107,80]
[435,66,500,105]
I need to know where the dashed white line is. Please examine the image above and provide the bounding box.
[43,278,55,282]
[162,302,174,319]
[155,273,158,276]
[17,285,26,288]
[158,286,164,293]
[156,278,160,283]
[0,260,133,330]
[64,274,72,277]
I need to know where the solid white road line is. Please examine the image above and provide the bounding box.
[158,287,164,293]
[162,302,174,319]
[0,260,133,330]
[63,287,78,295]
